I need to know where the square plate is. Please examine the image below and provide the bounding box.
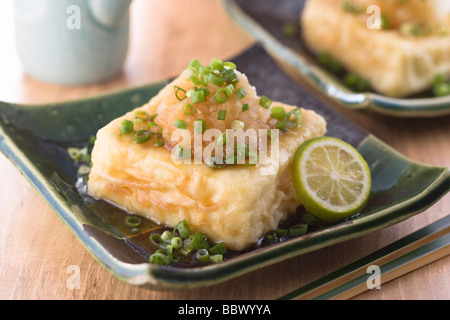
[0,45,449,290]
[223,0,450,118]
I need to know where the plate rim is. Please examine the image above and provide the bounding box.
[1,89,449,290]
[222,0,450,118]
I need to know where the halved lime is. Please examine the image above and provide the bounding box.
[292,137,371,222]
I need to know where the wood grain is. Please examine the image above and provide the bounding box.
[0,0,448,300]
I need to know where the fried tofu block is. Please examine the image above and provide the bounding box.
[301,0,450,98]
[87,70,326,251]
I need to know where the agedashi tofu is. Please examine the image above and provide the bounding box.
[301,0,450,98]
[87,59,326,251]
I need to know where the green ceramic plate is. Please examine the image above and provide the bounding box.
[0,46,449,290]
[222,0,450,118]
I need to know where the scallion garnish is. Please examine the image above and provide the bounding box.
[153,134,165,147]
[259,96,273,109]
[174,86,187,101]
[189,231,210,250]
[191,90,205,104]
[194,119,207,134]
[149,252,171,265]
[241,103,249,112]
[209,254,223,264]
[196,248,210,263]
[125,216,141,228]
[134,130,152,144]
[234,87,247,99]
[120,119,134,135]
[216,131,228,146]
[148,122,163,135]
[174,220,191,239]
[217,110,227,120]
[134,110,149,122]
[183,103,195,116]
[209,58,224,71]
[209,242,227,255]
[189,59,202,71]
[174,119,189,130]
[231,120,244,130]
[270,106,286,120]
[289,224,308,237]
[215,88,229,104]
[208,72,225,87]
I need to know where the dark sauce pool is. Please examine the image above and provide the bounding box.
[66,138,335,268]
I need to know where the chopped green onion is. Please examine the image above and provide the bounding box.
[266,231,278,241]
[216,131,228,146]
[209,242,227,255]
[125,216,141,228]
[149,233,164,247]
[224,61,236,69]
[209,58,224,71]
[148,122,162,134]
[380,13,389,30]
[180,239,194,255]
[282,22,298,38]
[231,120,244,130]
[134,130,152,144]
[191,90,205,104]
[120,119,134,135]
[276,120,287,131]
[286,109,302,128]
[208,73,225,87]
[434,83,450,97]
[275,228,288,236]
[289,224,308,237]
[205,156,226,169]
[154,134,165,148]
[67,148,81,161]
[171,237,183,249]
[194,119,207,134]
[189,59,202,71]
[174,86,187,101]
[173,145,191,160]
[196,248,210,263]
[189,231,210,250]
[259,96,272,109]
[135,110,149,121]
[242,103,249,112]
[234,87,247,99]
[161,230,173,243]
[174,119,189,130]
[210,254,223,264]
[174,220,191,239]
[133,118,145,131]
[342,0,365,14]
[215,88,229,103]
[316,52,343,74]
[301,212,318,225]
[183,103,195,116]
[77,165,91,176]
[433,74,447,86]
[149,252,171,265]
[270,106,286,120]
[217,110,227,120]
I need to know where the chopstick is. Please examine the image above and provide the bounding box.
[279,215,450,300]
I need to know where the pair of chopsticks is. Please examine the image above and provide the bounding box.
[279,215,450,300]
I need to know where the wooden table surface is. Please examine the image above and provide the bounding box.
[0,0,449,300]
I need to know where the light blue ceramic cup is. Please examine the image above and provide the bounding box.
[15,0,132,86]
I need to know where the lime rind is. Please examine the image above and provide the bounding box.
[293,137,371,222]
